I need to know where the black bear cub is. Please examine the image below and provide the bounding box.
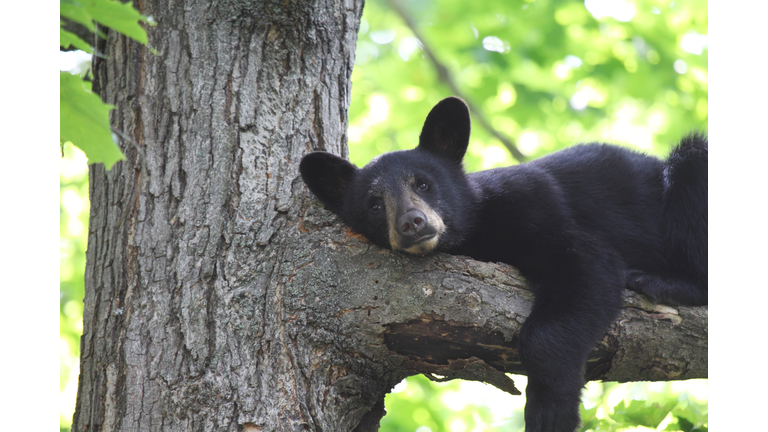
[300,97,707,432]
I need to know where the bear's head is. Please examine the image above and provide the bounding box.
[300,97,476,255]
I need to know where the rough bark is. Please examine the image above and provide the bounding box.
[73,1,708,431]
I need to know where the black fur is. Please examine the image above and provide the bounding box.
[299,97,707,432]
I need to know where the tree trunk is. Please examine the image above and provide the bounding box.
[73,1,707,431]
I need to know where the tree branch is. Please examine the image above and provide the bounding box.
[299,207,708,400]
[386,0,527,162]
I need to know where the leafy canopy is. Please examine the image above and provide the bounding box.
[349,0,707,172]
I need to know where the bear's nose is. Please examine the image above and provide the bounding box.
[397,210,427,237]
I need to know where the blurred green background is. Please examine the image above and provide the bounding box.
[60,0,707,430]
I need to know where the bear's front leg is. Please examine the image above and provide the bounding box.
[517,247,625,432]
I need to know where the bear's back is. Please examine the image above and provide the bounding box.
[464,144,666,270]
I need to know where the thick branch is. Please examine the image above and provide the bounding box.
[299,206,708,398]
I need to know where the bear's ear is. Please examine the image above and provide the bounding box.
[417,97,471,164]
[299,152,357,215]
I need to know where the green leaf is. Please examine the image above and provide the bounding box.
[577,404,600,431]
[612,399,676,428]
[60,27,93,52]
[60,0,96,31]
[675,415,707,432]
[60,0,150,45]
[82,0,149,44]
[671,399,708,431]
[60,72,125,169]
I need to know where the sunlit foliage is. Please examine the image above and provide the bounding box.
[348,0,707,169]
[380,376,707,431]
[60,144,89,431]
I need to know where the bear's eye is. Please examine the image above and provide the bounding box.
[416,180,429,191]
[370,203,382,213]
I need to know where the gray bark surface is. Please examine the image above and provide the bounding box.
[73,1,708,431]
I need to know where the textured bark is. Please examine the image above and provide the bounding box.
[73,1,708,431]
